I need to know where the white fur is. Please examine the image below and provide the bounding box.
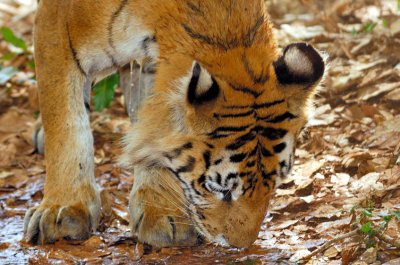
[205,151,243,201]
[196,66,213,96]
[284,46,313,76]
[79,13,159,79]
[274,133,295,187]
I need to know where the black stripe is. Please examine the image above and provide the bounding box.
[237,131,257,142]
[261,127,288,140]
[262,170,276,186]
[248,145,258,158]
[268,112,298,123]
[242,53,269,85]
[246,160,256,168]
[182,142,193,149]
[187,2,203,13]
[222,99,285,110]
[214,159,222,165]
[165,142,193,161]
[168,217,176,241]
[239,171,252,177]
[208,125,251,139]
[198,174,206,185]
[251,125,264,133]
[203,151,211,170]
[214,110,254,119]
[108,0,129,50]
[191,180,202,196]
[273,142,287,153]
[226,131,256,151]
[177,156,196,173]
[134,213,144,232]
[260,146,273,158]
[230,153,247,163]
[226,140,247,151]
[66,22,85,76]
[256,114,273,121]
[226,173,238,180]
[288,153,293,172]
[204,142,215,149]
[216,174,222,185]
[229,83,263,98]
[182,23,226,50]
[167,168,196,205]
[243,15,264,47]
[253,99,285,109]
[210,133,233,139]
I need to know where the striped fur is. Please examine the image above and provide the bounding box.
[27,0,325,248]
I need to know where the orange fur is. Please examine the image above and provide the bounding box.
[26,0,324,248]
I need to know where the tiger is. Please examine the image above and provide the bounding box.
[25,0,325,248]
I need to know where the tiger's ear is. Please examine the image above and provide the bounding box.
[187,62,220,105]
[273,43,325,89]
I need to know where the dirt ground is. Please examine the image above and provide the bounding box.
[1,0,400,264]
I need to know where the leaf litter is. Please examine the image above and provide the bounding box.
[1,0,400,264]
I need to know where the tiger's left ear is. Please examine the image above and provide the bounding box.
[273,42,325,89]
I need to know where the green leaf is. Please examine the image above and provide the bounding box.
[0,66,18,85]
[1,27,27,50]
[92,73,119,112]
[398,0,400,10]
[382,19,388,27]
[226,260,234,265]
[245,260,258,265]
[382,214,393,223]
[0,52,16,61]
[363,22,376,33]
[27,61,35,69]
[362,209,372,217]
[350,29,358,36]
[361,222,373,234]
[395,211,400,221]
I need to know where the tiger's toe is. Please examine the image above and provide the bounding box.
[129,186,199,248]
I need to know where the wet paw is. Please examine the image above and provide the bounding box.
[24,203,97,244]
[129,185,198,248]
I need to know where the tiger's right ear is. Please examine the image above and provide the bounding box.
[273,43,325,89]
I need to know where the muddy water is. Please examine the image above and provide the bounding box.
[0,215,285,264]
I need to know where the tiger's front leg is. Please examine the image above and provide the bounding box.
[129,167,199,247]
[24,4,101,244]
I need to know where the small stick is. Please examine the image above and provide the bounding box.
[301,228,360,261]
[299,0,339,32]
[376,232,400,249]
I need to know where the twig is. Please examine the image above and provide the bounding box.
[299,0,339,32]
[0,3,19,15]
[376,232,400,249]
[301,228,360,261]
[302,223,400,261]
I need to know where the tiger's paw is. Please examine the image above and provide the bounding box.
[24,195,101,244]
[129,184,199,248]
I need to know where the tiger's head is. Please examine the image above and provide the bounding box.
[120,3,325,248]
